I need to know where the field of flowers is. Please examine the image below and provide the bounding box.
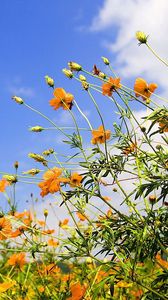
[0,32,167,299]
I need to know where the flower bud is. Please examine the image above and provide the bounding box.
[79,75,86,81]
[45,75,54,87]
[82,81,89,91]
[22,169,40,176]
[86,257,93,264]
[136,31,148,44]
[62,68,73,78]
[146,98,150,104]
[140,126,146,132]
[99,72,106,79]
[29,126,44,132]
[43,209,48,218]
[42,148,54,156]
[149,195,157,204]
[14,161,19,170]
[28,153,47,165]
[3,175,17,184]
[12,96,24,104]
[101,56,110,65]
[68,62,82,72]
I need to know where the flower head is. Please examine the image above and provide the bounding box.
[76,212,87,221]
[0,217,12,240]
[45,75,54,87]
[136,31,148,44]
[38,167,69,197]
[68,62,82,72]
[0,178,9,192]
[134,78,157,101]
[49,88,74,110]
[67,282,86,300]
[7,252,26,269]
[0,281,16,293]
[102,77,121,96]
[70,173,83,188]
[91,125,111,144]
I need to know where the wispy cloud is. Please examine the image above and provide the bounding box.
[8,86,35,98]
[90,0,168,94]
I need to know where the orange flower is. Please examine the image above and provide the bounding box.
[0,281,16,292]
[122,142,137,155]
[49,88,74,110]
[37,220,46,227]
[42,229,55,235]
[48,238,59,247]
[38,167,69,197]
[10,228,23,238]
[67,282,86,300]
[38,263,61,276]
[14,211,32,231]
[156,253,168,269]
[7,253,26,269]
[59,218,69,228]
[70,173,83,188]
[76,212,87,221]
[102,77,121,96]
[0,178,8,192]
[91,125,111,144]
[0,217,12,240]
[134,78,158,101]
[158,115,168,132]
[38,286,45,293]
[131,289,143,299]
[102,196,112,201]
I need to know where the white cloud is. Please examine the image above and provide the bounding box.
[90,0,168,95]
[8,86,35,98]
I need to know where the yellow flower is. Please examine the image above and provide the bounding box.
[116,281,133,288]
[0,280,16,293]
[136,31,148,44]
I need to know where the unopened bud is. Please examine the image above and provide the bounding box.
[14,161,19,169]
[44,209,48,218]
[29,126,44,132]
[156,144,162,150]
[45,75,54,87]
[12,96,24,104]
[86,257,93,264]
[99,72,106,79]
[62,68,73,78]
[3,175,17,184]
[22,169,40,176]
[146,98,151,104]
[68,62,82,72]
[79,75,86,81]
[140,126,146,132]
[149,195,157,204]
[82,81,89,91]
[42,148,54,156]
[101,56,110,65]
[28,153,47,165]
[136,31,148,44]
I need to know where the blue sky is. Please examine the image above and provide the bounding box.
[1,0,167,213]
[1,0,115,210]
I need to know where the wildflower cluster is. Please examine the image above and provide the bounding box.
[0,31,167,299]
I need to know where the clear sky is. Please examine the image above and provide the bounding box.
[1,0,167,213]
